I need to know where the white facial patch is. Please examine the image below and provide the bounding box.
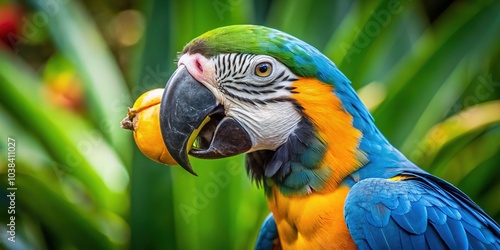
[212,53,302,151]
[225,99,301,151]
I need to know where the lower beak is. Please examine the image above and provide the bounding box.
[159,66,252,175]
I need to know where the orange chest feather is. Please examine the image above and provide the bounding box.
[264,78,363,249]
[267,185,356,249]
[291,78,365,189]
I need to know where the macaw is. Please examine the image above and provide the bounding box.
[158,25,500,249]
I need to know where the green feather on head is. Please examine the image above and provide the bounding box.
[181,25,329,79]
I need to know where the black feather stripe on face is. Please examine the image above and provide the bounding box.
[213,53,299,106]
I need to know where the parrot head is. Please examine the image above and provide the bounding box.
[161,25,372,193]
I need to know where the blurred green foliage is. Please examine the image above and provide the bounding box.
[0,0,498,249]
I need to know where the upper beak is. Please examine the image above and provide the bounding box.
[159,65,252,175]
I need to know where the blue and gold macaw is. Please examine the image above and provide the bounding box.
[157,25,500,249]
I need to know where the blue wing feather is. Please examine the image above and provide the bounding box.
[255,213,279,250]
[345,175,500,249]
[397,226,413,250]
[427,206,447,224]
[424,223,447,250]
[391,201,427,234]
[431,219,460,248]
[366,203,391,227]
[409,232,426,249]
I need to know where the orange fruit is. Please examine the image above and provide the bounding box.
[121,88,177,165]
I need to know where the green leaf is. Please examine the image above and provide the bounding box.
[411,101,500,177]
[0,173,115,249]
[0,50,128,211]
[26,0,132,163]
[373,1,500,147]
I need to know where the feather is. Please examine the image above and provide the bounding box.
[255,214,279,250]
[426,206,447,225]
[424,222,447,250]
[366,203,391,227]
[345,176,500,249]
[391,201,428,234]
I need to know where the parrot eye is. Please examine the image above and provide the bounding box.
[255,62,272,77]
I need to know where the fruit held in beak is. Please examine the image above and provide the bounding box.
[122,66,253,175]
[121,88,177,165]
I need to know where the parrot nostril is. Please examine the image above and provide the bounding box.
[196,59,203,73]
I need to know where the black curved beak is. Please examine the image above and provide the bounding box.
[159,66,252,175]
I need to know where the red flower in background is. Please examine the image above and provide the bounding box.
[0,3,23,50]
